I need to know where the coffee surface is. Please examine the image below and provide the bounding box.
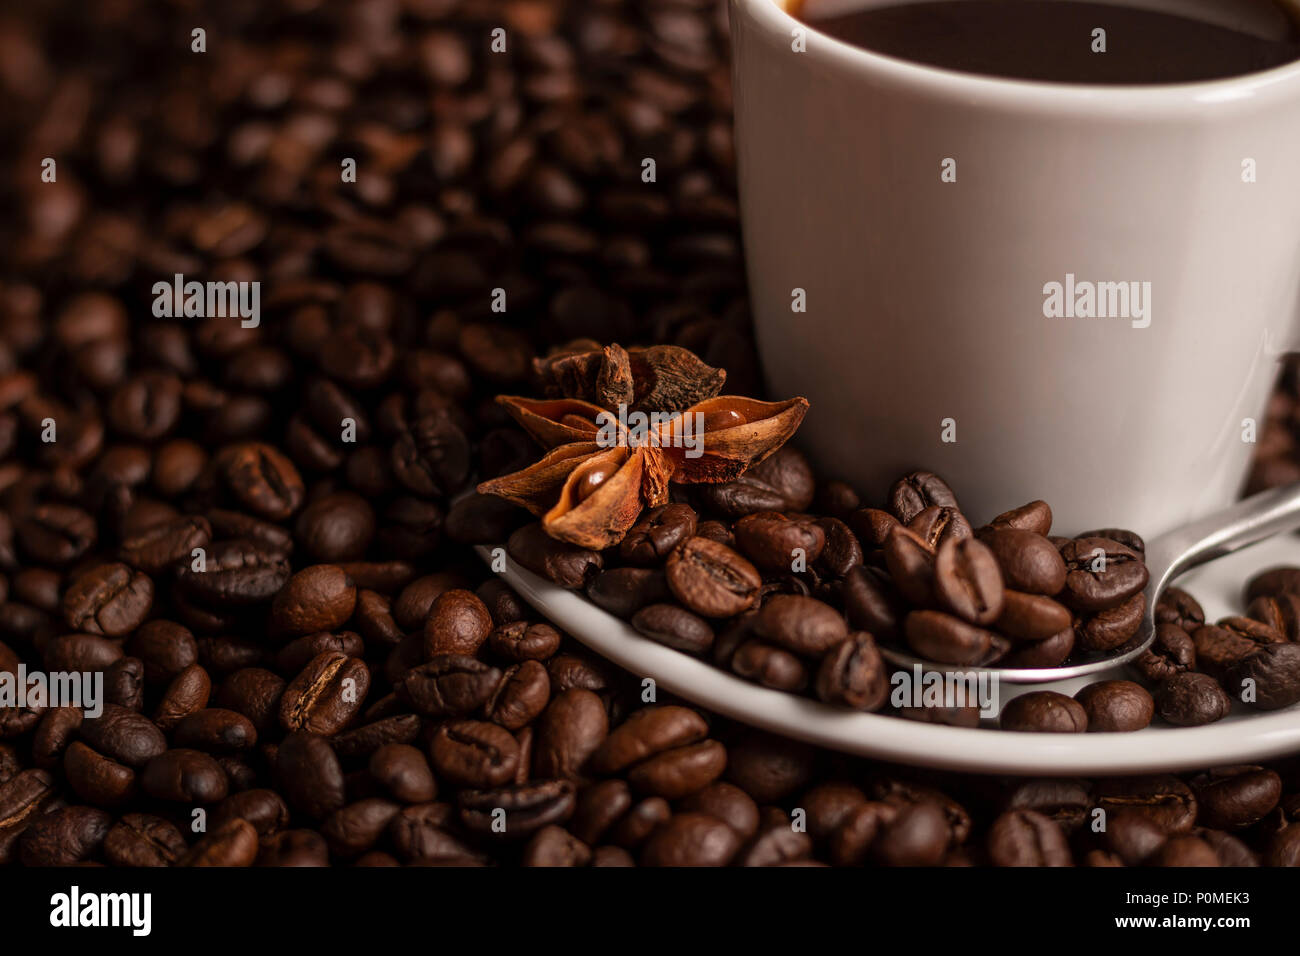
[799,1,1300,83]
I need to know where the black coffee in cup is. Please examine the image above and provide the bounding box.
[794,0,1300,84]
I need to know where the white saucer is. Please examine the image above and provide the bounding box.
[478,536,1300,775]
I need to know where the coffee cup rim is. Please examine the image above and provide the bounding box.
[740,0,1300,113]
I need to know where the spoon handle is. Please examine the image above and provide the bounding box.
[1150,481,1300,586]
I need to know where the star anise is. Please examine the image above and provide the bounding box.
[533,342,727,414]
[478,348,809,549]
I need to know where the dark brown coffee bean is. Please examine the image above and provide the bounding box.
[1155,585,1205,633]
[120,515,211,574]
[424,588,493,657]
[19,805,112,866]
[212,789,289,837]
[17,504,97,566]
[1074,680,1153,732]
[279,652,370,735]
[1225,643,1300,710]
[873,800,951,866]
[1157,672,1233,726]
[994,589,1072,643]
[103,813,187,866]
[271,565,357,637]
[1094,776,1197,834]
[731,639,808,691]
[631,603,714,654]
[733,512,825,573]
[295,492,375,562]
[987,809,1071,866]
[61,562,153,637]
[815,632,887,711]
[1245,566,1300,602]
[489,620,562,662]
[155,664,214,731]
[1134,622,1196,682]
[430,719,520,788]
[850,507,901,547]
[754,594,846,656]
[1002,779,1091,832]
[533,689,608,780]
[1000,692,1088,733]
[978,527,1067,596]
[841,564,904,640]
[399,655,501,717]
[485,661,550,730]
[174,708,257,752]
[369,744,436,803]
[933,536,1003,625]
[627,740,725,799]
[1191,766,1281,829]
[390,414,470,496]
[214,667,284,735]
[79,704,167,768]
[1102,810,1168,864]
[1058,537,1148,611]
[724,731,814,804]
[277,732,345,819]
[990,500,1052,535]
[889,471,959,524]
[681,782,761,841]
[883,526,936,606]
[507,523,602,589]
[221,442,305,520]
[1078,592,1145,651]
[619,503,697,565]
[176,540,292,605]
[64,741,135,806]
[33,706,82,770]
[1193,619,1284,680]
[140,748,228,803]
[642,811,741,866]
[321,798,402,859]
[331,714,422,759]
[905,610,1007,666]
[459,780,576,837]
[665,536,760,617]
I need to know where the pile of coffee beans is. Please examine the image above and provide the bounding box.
[1,0,1299,867]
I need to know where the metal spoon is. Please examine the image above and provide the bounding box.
[878,481,1300,683]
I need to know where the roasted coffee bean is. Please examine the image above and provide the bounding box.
[693,448,815,518]
[815,633,887,710]
[1074,680,1154,732]
[33,706,82,770]
[61,562,153,637]
[295,493,375,562]
[733,512,825,573]
[586,567,671,618]
[754,595,846,656]
[1076,527,1144,554]
[221,443,305,521]
[907,506,972,552]
[1246,592,1300,641]
[1134,622,1196,682]
[724,731,814,804]
[485,661,550,730]
[1151,834,1219,867]
[507,523,602,589]
[1155,586,1205,633]
[429,720,520,788]
[631,603,714,654]
[681,782,761,841]
[850,507,901,547]
[1157,672,1233,726]
[212,789,289,837]
[1000,692,1088,733]
[489,621,563,662]
[989,500,1052,535]
[1192,619,1283,680]
[873,800,951,866]
[987,809,1071,866]
[215,668,284,735]
[1266,823,1300,866]
[369,744,437,803]
[16,504,97,566]
[883,526,936,606]
[19,805,112,866]
[399,656,501,717]
[1094,776,1198,834]
[140,748,228,803]
[459,780,576,837]
[1191,766,1281,829]
[533,689,608,779]
[64,741,135,806]
[932,536,1003,625]
[815,516,864,576]
[905,610,1007,666]
[889,471,959,524]
[331,715,422,759]
[271,565,357,636]
[424,588,493,657]
[103,813,187,867]
[1003,779,1091,833]
[619,503,697,565]
[995,590,1072,643]
[176,540,291,605]
[731,639,808,691]
[155,665,214,731]
[80,704,167,769]
[322,798,402,859]
[279,652,370,735]
[1078,592,1145,651]
[1058,537,1148,611]
[590,706,708,775]
[841,564,904,640]
[978,527,1067,596]
[627,740,726,799]
[1225,643,1300,710]
[1245,565,1300,602]
[642,811,741,867]
[276,732,345,819]
[120,515,212,574]
[665,536,760,617]
[174,708,258,752]
[1103,811,1169,865]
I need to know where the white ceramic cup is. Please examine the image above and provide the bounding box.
[731,0,1300,536]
